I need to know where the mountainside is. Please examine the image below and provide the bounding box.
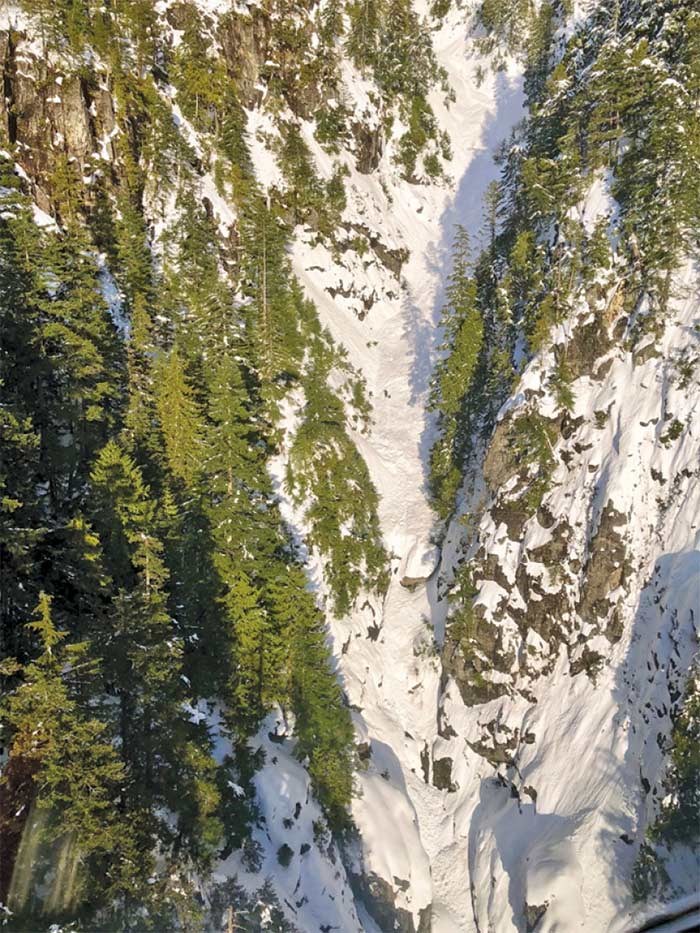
[0,0,698,931]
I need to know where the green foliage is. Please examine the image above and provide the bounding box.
[275,122,348,233]
[429,227,484,518]
[477,0,534,57]
[90,441,225,874]
[430,0,452,18]
[396,94,439,179]
[154,348,204,486]
[170,5,227,135]
[346,0,449,179]
[316,100,352,153]
[509,410,557,513]
[376,0,439,99]
[3,0,405,912]
[0,168,46,652]
[238,195,305,404]
[434,0,700,531]
[550,352,575,412]
[1,595,127,920]
[272,565,355,831]
[524,1,556,103]
[631,840,671,903]
[287,365,388,615]
[223,569,285,730]
[447,564,479,648]
[649,670,700,846]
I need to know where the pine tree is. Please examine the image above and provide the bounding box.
[203,357,262,498]
[37,219,123,496]
[271,566,354,832]
[1,594,127,921]
[287,366,388,614]
[197,356,285,716]
[154,348,204,487]
[163,191,235,364]
[346,0,383,71]
[428,227,483,516]
[90,441,223,873]
[170,4,226,134]
[0,410,41,655]
[430,227,483,419]
[222,569,285,734]
[238,195,302,402]
[0,168,45,646]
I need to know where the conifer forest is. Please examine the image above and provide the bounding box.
[0,1,698,931]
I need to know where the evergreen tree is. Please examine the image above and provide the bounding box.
[222,569,285,734]
[170,4,227,134]
[90,440,222,871]
[154,348,204,487]
[346,0,383,71]
[428,227,483,517]
[162,191,236,364]
[287,366,388,615]
[271,565,354,832]
[37,219,123,498]
[1,594,127,921]
[0,169,45,646]
[238,195,303,403]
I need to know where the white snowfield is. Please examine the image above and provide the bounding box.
[269,5,700,933]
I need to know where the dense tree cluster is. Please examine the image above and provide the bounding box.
[0,1,409,928]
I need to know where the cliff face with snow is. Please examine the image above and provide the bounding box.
[1,0,698,930]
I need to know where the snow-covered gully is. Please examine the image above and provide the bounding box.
[283,8,528,930]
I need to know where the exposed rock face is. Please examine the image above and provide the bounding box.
[219,13,267,107]
[442,614,510,706]
[0,30,116,210]
[578,502,630,634]
[432,756,456,792]
[4,1,698,930]
[441,259,697,733]
[399,541,440,589]
[525,901,548,931]
[564,310,612,380]
[353,121,384,174]
[483,413,521,492]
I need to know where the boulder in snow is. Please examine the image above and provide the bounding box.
[399,540,440,589]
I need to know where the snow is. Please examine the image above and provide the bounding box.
[246,109,284,190]
[433,258,700,932]
[215,709,365,932]
[199,170,236,235]
[400,539,440,583]
[580,168,619,233]
[97,254,129,338]
[32,204,58,230]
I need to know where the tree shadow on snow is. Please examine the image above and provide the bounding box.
[467,776,590,932]
[604,546,700,921]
